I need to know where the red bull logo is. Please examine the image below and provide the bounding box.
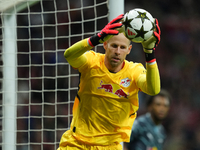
[98,80,129,98]
[114,89,128,98]
[98,81,113,93]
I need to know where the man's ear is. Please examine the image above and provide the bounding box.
[103,41,107,50]
[127,44,132,54]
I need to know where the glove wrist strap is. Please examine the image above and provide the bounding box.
[145,50,156,63]
[88,35,100,47]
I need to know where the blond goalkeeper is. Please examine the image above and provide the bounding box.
[57,14,161,150]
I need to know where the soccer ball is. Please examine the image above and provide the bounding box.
[122,8,155,43]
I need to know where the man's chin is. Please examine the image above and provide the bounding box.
[157,116,166,121]
[110,61,120,67]
[154,114,166,122]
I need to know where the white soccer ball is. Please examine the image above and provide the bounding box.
[122,8,155,43]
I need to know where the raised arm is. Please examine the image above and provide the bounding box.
[137,19,161,95]
[64,14,124,68]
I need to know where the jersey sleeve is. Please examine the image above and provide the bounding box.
[64,38,93,69]
[136,62,160,95]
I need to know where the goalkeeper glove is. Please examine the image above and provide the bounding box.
[142,18,161,63]
[88,14,124,47]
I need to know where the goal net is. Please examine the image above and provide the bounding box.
[0,0,124,150]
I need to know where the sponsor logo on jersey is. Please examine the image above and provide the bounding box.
[98,80,129,98]
[114,89,128,98]
[98,81,113,93]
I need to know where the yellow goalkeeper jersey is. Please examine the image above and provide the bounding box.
[70,50,148,145]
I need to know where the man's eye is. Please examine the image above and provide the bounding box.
[112,45,118,48]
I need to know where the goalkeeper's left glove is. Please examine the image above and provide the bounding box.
[88,14,124,47]
[141,18,161,63]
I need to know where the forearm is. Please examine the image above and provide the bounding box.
[137,62,160,95]
[146,62,160,95]
[64,38,92,61]
[64,38,92,68]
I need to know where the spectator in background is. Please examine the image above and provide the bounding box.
[124,89,171,150]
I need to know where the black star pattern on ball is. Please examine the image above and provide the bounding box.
[122,15,133,30]
[136,11,149,23]
[151,21,155,31]
[134,26,148,39]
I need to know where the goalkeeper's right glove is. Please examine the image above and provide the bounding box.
[88,14,124,47]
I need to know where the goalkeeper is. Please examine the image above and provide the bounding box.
[57,14,161,150]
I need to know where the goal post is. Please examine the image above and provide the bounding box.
[108,0,124,22]
[2,8,17,150]
[0,0,124,150]
[1,1,41,150]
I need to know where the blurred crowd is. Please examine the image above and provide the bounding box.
[2,0,200,149]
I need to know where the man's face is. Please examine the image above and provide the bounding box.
[103,33,132,72]
[150,96,170,121]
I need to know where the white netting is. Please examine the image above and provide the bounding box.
[0,0,109,149]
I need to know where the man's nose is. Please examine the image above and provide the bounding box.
[115,47,120,55]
